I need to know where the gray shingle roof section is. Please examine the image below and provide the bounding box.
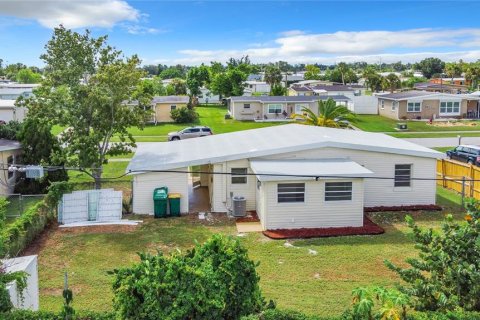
[127,124,444,173]
[377,91,437,100]
[0,139,21,152]
[152,96,189,103]
[310,85,354,91]
[229,95,350,102]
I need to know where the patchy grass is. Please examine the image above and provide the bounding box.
[34,186,467,317]
[433,146,453,153]
[67,161,131,184]
[389,132,480,138]
[355,115,480,133]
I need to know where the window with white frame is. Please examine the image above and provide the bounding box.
[440,101,460,115]
[231,168,247,184]
[392,101,398,111]
[380,100,385,110]
[244,103,251,109]
[407,102,421,112]
[394,164,412,187]
[325,182,352,201]
[267,104,283,114]
[277,183,305,203]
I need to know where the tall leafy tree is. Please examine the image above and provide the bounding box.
[414,57,445,79]
[336,62,350,84]
[168,78,187,95]
[186,65,210,100]
[304,64,321,80]
[210,68,247,98]
[293,98,355,127]
[263,65,283,86]
[362,67,383,92]
[30,26,150,188]
[383,73,401,93]
[16,68,42,83]
[444,62,462,82]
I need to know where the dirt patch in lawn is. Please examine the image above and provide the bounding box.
[184,212,234,225]
[59,224,138,235]
[21,222,59,256]
[263,216,384,239]
[236,211,260,223]
[428,121,479,127]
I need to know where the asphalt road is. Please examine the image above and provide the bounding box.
[403,137,480,148]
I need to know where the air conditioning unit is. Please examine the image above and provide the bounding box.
[232,196,247,217]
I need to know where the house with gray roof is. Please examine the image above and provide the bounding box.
[151,95,189,123]
[377,90,480,120]
[227,95,351,121]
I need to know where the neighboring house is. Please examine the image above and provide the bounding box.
[430,77,471,87]
[227,95,351,121]
[0,139,22,195]
[127,124,442,231]
[0,100,27,122]
[0,88,35,100]
[289,84,363,99]
[377,91,480,120]
[151,96,189,123]
[413,82,469,94]
[197,87,220,104]
[0,83,40,90]
[244,81,271,94]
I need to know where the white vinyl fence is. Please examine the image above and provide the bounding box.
[351,96,378,114]
[58,189,123,224]
[4,255,39,311]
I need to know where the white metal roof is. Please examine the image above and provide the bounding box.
[127,124,444,173]
[0,100,16,108]
[250,159,373,181]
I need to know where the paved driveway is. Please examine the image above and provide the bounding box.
[403,137,480,148]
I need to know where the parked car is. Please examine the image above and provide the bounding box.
[168,126,213,141]
[446,145,480,165]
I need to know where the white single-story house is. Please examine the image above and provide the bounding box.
[227,96,351,121]
[0,139,22,194]
[127,124,443,231]
[0,100,27,122]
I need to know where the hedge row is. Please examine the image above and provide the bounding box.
[0,310,115,320]
[2,200,54,257]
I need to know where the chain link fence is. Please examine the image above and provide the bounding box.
[3,194,46,220]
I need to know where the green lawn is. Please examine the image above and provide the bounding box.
[68,161,131,184]
[433,146,453,153]
[355,115,480,133]
[389,132,480,138]
[36,186,466,317]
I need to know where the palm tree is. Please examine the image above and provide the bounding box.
[293,98,355,128]
[263,65,282,86]
[382,73,401,93]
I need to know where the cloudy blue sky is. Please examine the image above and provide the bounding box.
[1,1,480,66]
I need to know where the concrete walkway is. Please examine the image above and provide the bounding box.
[403,137,480,148]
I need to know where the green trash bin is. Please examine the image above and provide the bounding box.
[153,187,169,218]
[168,193,181,217]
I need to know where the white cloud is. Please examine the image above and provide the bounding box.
[0,0,140,29]
[124,24,166,35]
[168,28,480,65]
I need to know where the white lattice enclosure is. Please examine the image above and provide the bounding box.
[58,189,122,224]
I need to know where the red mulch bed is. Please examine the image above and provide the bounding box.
[236,210,260,223]
[262,216,384,239]
[364,204,442,213]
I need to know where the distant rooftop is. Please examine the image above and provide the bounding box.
[152,96,189,104]
[0,139,21,152]
[378,90,480,101]
[229,95,351,102]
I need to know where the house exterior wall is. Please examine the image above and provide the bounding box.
[154,102,188,122]
[0,149,22,195]
[378,99,400,119]
[380,98,470,120]
[262,178,364,230]
[231,101,263,120]
[211,159,256,212]
[261,147,437,207]
[132,168,189,214]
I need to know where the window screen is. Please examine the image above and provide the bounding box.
[325,182,352,201]
[394,164,412,187]
[278,183,305,203]
[231,168,247,184]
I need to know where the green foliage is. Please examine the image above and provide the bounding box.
[133,78,165,98]
[414,57,445,79]
[186,65,210,97]
[304,65,321,80]
[45,181,73,210]
[170,106,199,123]
[241,309,329,320]
[344,286,410,320]
[270,83,287,96]
[60,273,75,320]
[0,310,115,320]
[15,68,42,84]
[210,67,248,97]
[383,73,401,92]
[264,65,283,86]
[385,199,480,312]
[112,234,265,320]
[402,77,427,89]
[0,121,21,140]
[159,66,185,79]
[30,26,150,188]
[293,98,355,127]
[2,201,53,257]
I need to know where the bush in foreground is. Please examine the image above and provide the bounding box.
[170,106,198,123]
[112,234,264,320]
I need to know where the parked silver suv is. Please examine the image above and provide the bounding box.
[168,126,213,141]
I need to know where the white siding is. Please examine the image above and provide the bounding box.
[263,178,364,230]
[211,160,256,212]
[259,147,436,206]
[132,168,189,214]
[255,178,266,229]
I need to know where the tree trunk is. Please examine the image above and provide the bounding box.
[93,167,103,189]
